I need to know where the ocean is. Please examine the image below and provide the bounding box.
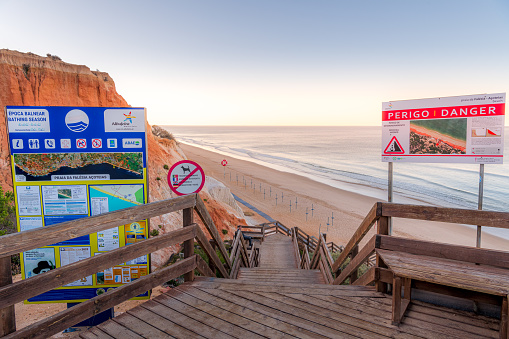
[164,126,509,238]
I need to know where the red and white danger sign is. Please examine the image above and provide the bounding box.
[168,160,205,196]
[221,159,228,166]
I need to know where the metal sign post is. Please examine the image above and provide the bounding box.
[388,162,393,235]
[477,164,484,248]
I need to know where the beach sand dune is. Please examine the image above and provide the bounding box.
[181,144,509,251]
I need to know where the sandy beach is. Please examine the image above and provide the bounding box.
[181,143,509,251]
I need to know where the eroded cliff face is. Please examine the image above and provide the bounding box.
[0,49,245,268]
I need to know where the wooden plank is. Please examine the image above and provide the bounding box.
[319,247,333,283]
[318,259,331,284]
[128,302,205,338]
[310,236,322,269]
[195,281,383,297]
[382,202,509,229]
[201,287,351,339]
[0,194,196,257]
[195,226,229,278]
[4,256,196,339]
[334,235,376,285]
[0,225,197,310]
[378,235,509,269]
[195,254,216,277]
[319,234,334,269]
[177,285,326,339]
[230,249,242,279]
[378,249,509,296]
[349,245,359,283]
[331,202,381,272]
[0,256,15,336]
[165,287,289,338]
[112,312,175,339]
[195,195,232,269]
[352,266,376,286]
[229,232,241,263]
[83,327,114,339]
[152,294,264,339]
[255,291,401,339]
[141,299,225,339]
[183,207,195,282]
[97,319,144,339]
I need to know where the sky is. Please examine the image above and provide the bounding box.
[1,0,508,126]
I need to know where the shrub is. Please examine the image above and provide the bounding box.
[221,229,228,235]
[163,164,169,170]
[150,229,159,237]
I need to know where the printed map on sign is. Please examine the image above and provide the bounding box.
[89,184,144,216]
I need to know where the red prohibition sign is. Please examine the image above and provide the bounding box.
[221,159,228,166]
[167,160,205,196]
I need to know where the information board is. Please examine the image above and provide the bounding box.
[6,106,150,303]
[382,93,505,163]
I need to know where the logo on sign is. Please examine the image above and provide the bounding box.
[92,139,102,148]
[44,139,55,149]
[76,139,87,148]
[107,138,117,148]
[28,139,39,149]
[172,175,179,186]
[65,109,89,132]
[384,136,404,154]
[12,139,23,149]
[104,109,144,132]
[61,139,71,149]
[122,138,142,148]
[123,111,136,124]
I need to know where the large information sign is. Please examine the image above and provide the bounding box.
[382,93,505,163]
[6,106,150,303]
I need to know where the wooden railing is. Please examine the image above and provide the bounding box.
[332,202,509,290]
[0,194,255,338]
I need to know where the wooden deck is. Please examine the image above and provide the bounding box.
[80,277,500,338]
[80,231,501,338]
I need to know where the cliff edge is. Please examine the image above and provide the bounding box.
[0,49,246,268]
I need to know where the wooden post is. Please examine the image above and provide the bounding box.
[392,276,402,325]
[208,239,217,276]
[501,296,508,339]
[376,216,389,293]
[0,256,15,336]
[349,245,359,284]
[183,208,194,282]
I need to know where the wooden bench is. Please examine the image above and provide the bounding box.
[376,235,509,339]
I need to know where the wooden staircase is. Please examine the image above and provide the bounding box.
[237,233,325,284]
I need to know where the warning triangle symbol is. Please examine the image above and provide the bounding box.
[384,136,404,154]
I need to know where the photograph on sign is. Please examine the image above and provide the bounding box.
[168,160,205,196]
[6,106,150,303]
[382,93,505,163]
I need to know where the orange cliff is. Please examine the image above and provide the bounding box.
[0,49,245,268]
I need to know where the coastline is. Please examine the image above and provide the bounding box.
[181,143,509,251]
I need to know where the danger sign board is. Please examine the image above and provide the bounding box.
[168,160,205,196]
[382,93,505,164]
[221,159,227,166]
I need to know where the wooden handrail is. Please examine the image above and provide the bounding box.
[0,194,197,258]
[5,256,197,339]
[195,197,232,269]
[331,202,381,273]
[382,203,509,229]
[1,193,239,337]
[0,225,197,310]
[334,235,376,285]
